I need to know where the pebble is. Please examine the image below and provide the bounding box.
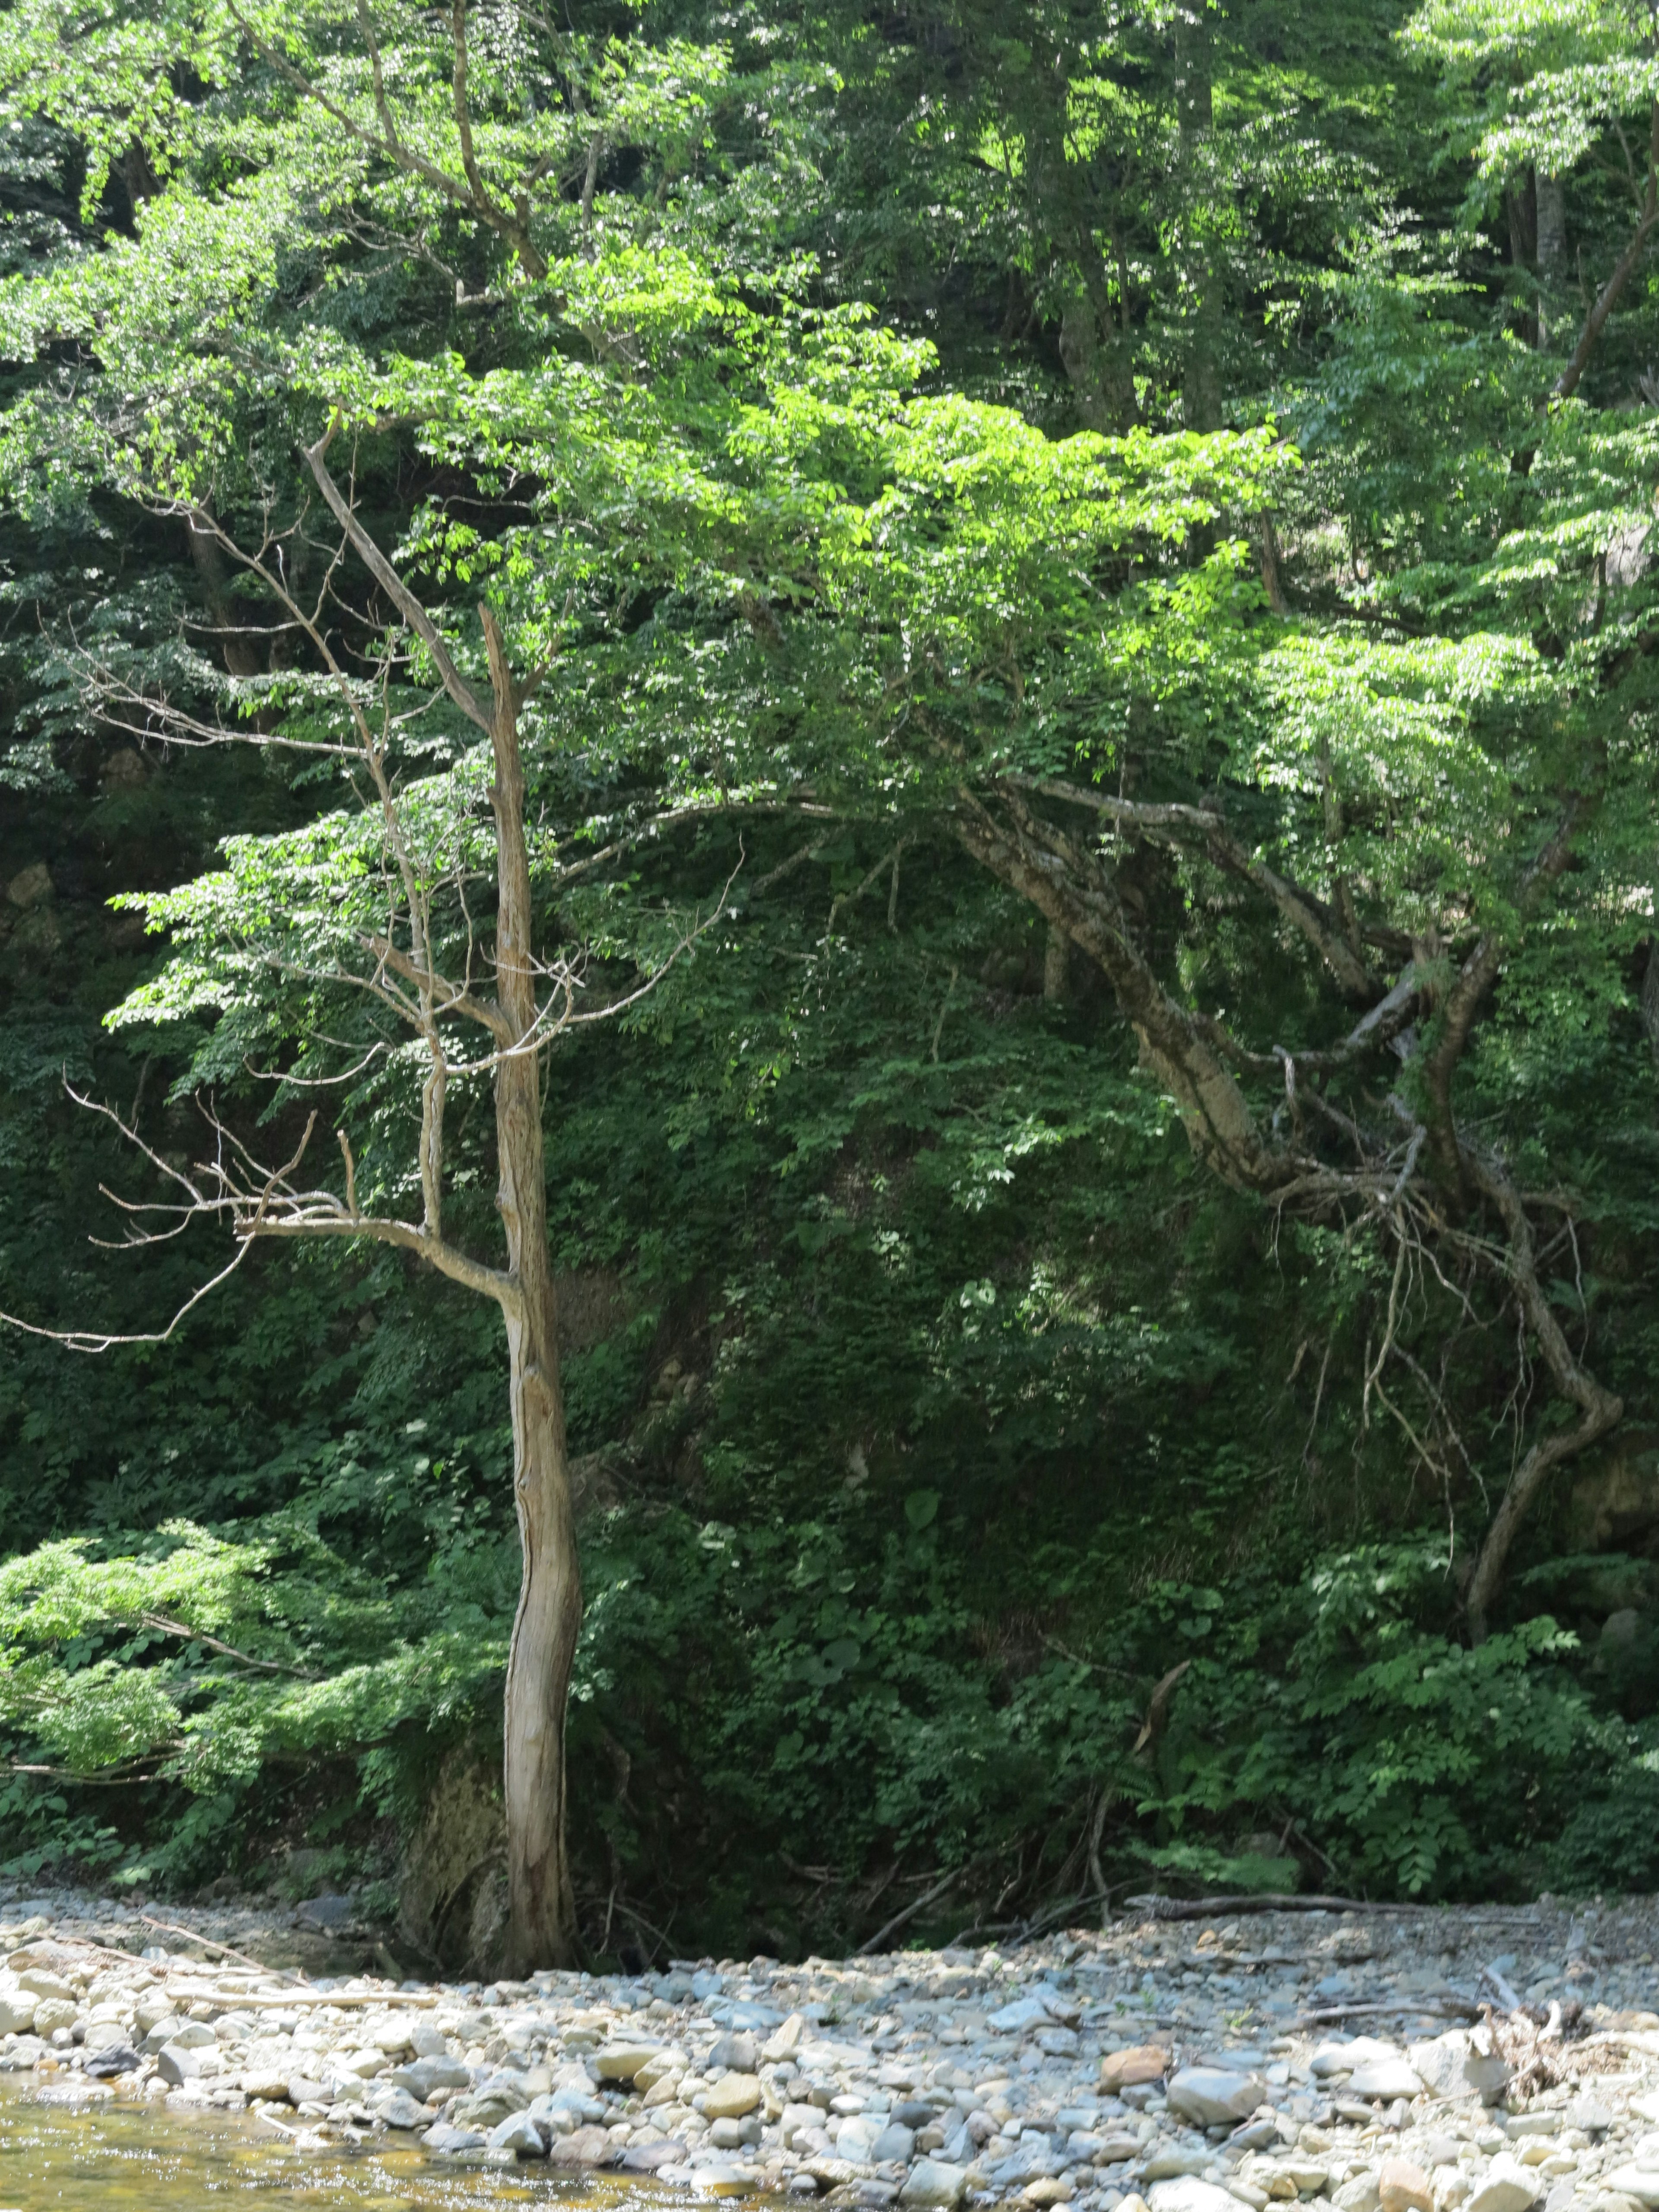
[0,1883,1656,2210]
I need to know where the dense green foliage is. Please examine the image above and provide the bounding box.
[1,0,1658,1959]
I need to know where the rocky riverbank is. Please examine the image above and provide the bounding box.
[1,1886,1656,2212]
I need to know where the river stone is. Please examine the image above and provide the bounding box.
[637,2048,689,2091]
[157,2041,219,2086]
[0,1989,38,2034]
[549,2123,616,2166]
[15,1968,75,2001]
[374,2088,433,2129]
[83,2043,143,2079]
[989,1997,1052,2034]
[1379,2161,1435,2212]
[453,2086,528,2128]
[32,1998,78,2037]
[389,2054,471,2099]
[1166,2068,1266,2127]
[1148,2181,1247,2212]
[873,2122,918,2164]
[242,2066,296,2101]
[1102,2046,1170,2091]
[1141,2148,1213,2182]
[596,2041,663,2082]
[1346,2062,1425,2101]
[763,2015,806,2063]
[901,2159,968,2207]
[705,2071,763,2119]
[709,2032,760,2072]
[1408,2033,1511,2107]
[489,2110,548,2157]
[1603,2172,1659,2209]
[623,2140,688,2172]
[1466,2157,1544,2212]
[424,2120,486,2153]
[168,2018,216,2050]
[143,2016,184,2051]
[1336,2175,1381,2212]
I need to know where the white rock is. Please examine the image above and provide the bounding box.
[1602,2168,1659,2209]
[1344,2062,1425,2101]
[1166,2069,1266,2127]
[901,2160,968,2207]
[1312,2039,1406,2079]
[989,1998,1052,2034]
[489,2111,549,2158]
[1407,2033,1511,2107]
[1149,2180,1249,2212]
[1464,2155,1542,2212]
[372,2088,432,2129]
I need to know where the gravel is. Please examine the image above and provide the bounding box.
[0,1882,1656,2209]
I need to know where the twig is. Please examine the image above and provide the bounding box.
[859,1863,976,1956]
[138,1914,310,1983]
[1124,1893,1423,1921]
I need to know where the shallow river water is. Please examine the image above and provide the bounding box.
[0,2083,676,2212]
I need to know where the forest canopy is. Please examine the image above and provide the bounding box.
[0,0,1657,1962]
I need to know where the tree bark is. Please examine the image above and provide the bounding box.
[483,606,582,1973]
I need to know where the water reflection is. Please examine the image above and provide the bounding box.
[0,2080,681,2212]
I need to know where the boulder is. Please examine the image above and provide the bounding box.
[623,2140,687,2172]
[704,2071,763,2119]
[15,1969,75,2001]
[595,2042,663,2083]
[900,2160,968,2207]
[388,2054,471,2100]
[1603,2171,1659,2211]
[1166,2067,1266,2127]
[0,1989,38,2035]
[452,2086,528,2129]
[872,2123,918,2164]
[989,1997,1052,2034]
[1407,2032,1512,2107]
[242,2068,296,2102]
[1345,2062,1425,2102]
[6,863,52,910]
[763,2015,807,2064]
[1336,2176,1381,2212]
[1311,2038,1404,2079]
[549,2123,617,2166]
[1465,2158,1543,2212]
[374,2088,433,2130]
[489,2111,549,2158]
[1379,2160,1436,2212]
[1147,2181,1248,2212]
[1101,2045,1170,2091]
[157,2042,219,2087]
[83,2044,143,2080]
[636,2048,688,2091]
[423,2120,486,2154]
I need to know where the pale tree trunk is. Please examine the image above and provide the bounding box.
[483,608,582,1972]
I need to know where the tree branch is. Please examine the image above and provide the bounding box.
[302,425,492,734]
[1555,97,1659,401]
[1462,1151,1623,1640]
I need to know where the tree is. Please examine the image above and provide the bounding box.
[3,408,734,1964]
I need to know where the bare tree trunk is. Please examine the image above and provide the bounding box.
[483,607,581,1972]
